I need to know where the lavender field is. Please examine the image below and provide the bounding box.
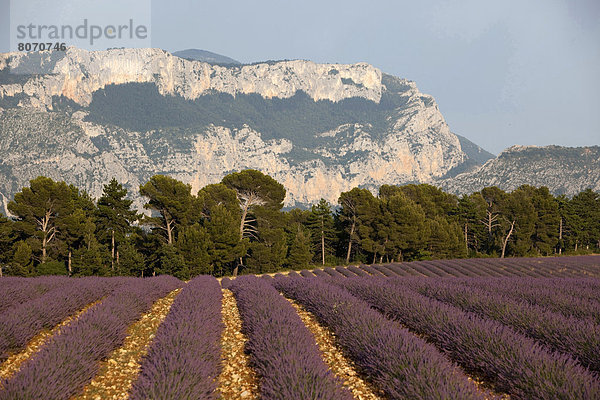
[1,255,599,399]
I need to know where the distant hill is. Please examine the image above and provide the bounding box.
[438,145,600,196]
[455,134,495,165]
[443,134,495,177]
[172,49,240,65]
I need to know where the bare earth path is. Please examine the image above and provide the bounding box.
[73,288,181,400]
[286,297,383,400]
[217,289,259,399]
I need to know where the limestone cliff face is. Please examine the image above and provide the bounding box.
[0,48,382,108]
[0,48,475,209]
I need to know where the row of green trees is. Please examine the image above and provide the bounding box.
[0,171,598,278]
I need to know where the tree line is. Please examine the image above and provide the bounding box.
[0,171,598,278]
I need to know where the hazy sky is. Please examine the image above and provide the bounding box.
[1,0,599,154]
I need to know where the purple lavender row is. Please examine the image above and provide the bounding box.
[371,256,600,279]
[400,277,600,373]
[345,265,368,277]
[459,278,600,323]
[358,264,384,276]
[300,269,316,278]
[334,266,356,277]
[0,276,182,400]
[323,267,345,278]
[341,277,600,400]
[129,275,223,400]
[471,276,600,299]
[230,275,352,400]
[0,276,72,314]
[369,264,396,277]
[418,261,456,277]
[220,277,232,289]
[273,275,485,400]
[0,277,119,362]
[311,268,330,278]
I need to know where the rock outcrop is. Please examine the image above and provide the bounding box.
[0,48,488,210]
[0,48,382,108]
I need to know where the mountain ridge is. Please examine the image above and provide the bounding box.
[0,47,595,213]
[172,48,241,65]
[438,144,600,196]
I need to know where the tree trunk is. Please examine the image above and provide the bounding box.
[345,219,356,264]
[501,220,516,258]
[166,217,173,245]
[41,235,47,264]
[372,252,377,264]
[239,197,253,241]
[321,216,325,266]
[111,229,115,271]
[464,222,468,250]
[558,218,563,255]
[233,263,239,277]
[116,250,119,266]
[68,250,72,275]
[38,210,55,265]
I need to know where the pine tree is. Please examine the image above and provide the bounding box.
[338,188,377,263]
[287,224,313,269]
[380,193,426,261]
[306,199,336,265]
[176,224,211,277]
[0,216,17,276]
[140,175,194,245]
[8,177,73,265]
[457,193,488,254]
[222,169,286,275]
[569,189,600,251]
[72,235,108,276]
[96,178,139,271]
[153,244,188,278]
[11,241,32,276]
[116,237,145,276]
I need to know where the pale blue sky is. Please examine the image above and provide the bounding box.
[1,0,599,154]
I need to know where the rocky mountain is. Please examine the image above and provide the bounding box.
[172,49,240,65]
[1,48,595,214]
[438,145,600,196]
[0,47,488,212]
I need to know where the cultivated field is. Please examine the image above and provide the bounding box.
[1,255,599,399]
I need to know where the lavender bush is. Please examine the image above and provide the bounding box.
[230,275,352,400]
[0,276,71,313]
[273,275,485,400]
[401,277,600,373]
[345,265,368,277]
[220,277,232,289]
[300,270,316,278]
[323,268,345,278]
[0,277,118,362]
[342,277,600,400]
[129,276,223,400]
[334,266,356,277]
[463,277,600,322]
[0,276,182,400]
